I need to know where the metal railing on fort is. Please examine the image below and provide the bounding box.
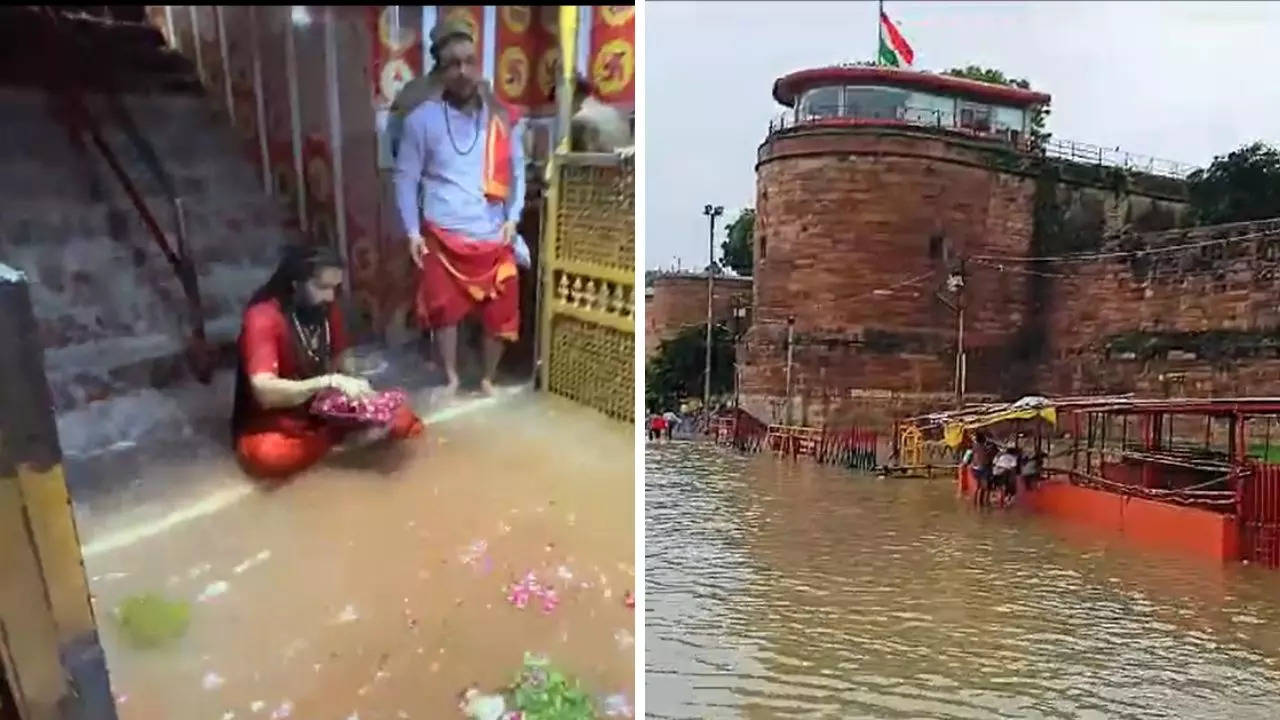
[766,108,1198,180]
[1039,138,1199,180]
[767,105,1025,146]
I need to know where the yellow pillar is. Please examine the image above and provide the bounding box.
[556,5,579,154]
[0,264,117,719]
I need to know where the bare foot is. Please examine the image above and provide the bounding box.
[442,375,460,397]
[479,378,497,397]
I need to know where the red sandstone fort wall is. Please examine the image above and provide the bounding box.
[739,125,1189,429]
[645,274,751,358]
[1037,218,1280,397]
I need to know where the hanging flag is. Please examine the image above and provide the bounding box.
[878,11,914,67]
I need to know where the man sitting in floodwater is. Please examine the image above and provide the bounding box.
[231,245,425,480]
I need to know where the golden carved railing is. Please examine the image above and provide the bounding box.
[538,152,635,423]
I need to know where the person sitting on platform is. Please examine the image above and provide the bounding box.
[231,244,425,481]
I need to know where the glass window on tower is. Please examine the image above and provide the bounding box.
[844,85,909,122]
[799,86,842,120]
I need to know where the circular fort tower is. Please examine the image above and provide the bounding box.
[741,65,1054,428]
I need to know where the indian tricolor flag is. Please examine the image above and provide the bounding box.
[878,10,914,67]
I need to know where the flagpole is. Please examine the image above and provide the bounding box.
[876,0,884,66]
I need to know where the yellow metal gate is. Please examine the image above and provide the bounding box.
[538,153,635,423]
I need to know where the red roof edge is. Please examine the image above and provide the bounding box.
[774,66,1051,108]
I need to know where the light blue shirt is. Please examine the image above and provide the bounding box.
[393,99,530,267]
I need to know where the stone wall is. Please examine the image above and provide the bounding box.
[1037,218,1280,397]
[740,124,1189,429]
[645,273,752,357]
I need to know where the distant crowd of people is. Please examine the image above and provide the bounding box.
[962,431,1044,508]
[646,410,682,441]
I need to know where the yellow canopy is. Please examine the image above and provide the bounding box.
[942,406,1057,449]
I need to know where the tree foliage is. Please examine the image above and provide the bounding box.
[645,323,735,412]
[1186,142,1280,225]
[943,65,1051,149]
[720,208,755,276]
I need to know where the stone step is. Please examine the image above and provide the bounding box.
[0,68,205,96]
[44,315,243,412]
[0,86,222,121]
[46,11,167,48]
[0,155,264,203]
[0,90,242,162]
[87,92,229,129]
[0,9,201,95]
[0,9,168,67]
[0,10,300,411]
[2,191,285,247]
[12,246,273,347]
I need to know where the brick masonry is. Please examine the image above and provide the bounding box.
[645,273,752,358]
[738,124,1194,429]
[1037,218,1280,398]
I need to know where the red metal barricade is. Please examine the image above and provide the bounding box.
[1239,462,1280,568]
[713,411,879,471]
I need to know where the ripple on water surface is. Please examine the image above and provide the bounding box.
[646,443,1280,720]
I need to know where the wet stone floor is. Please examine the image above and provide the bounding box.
[72,386,635,719]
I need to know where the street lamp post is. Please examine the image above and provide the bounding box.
[702,204,724,422]
[947,262,967,409]
[731,302,748,414]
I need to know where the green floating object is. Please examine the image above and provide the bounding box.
[115,593,191,648]
[510,653,595,720]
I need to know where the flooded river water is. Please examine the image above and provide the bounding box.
[646,442,1280,720]
[68,373,635,719]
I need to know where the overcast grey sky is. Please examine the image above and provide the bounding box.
[644,1,1280,271]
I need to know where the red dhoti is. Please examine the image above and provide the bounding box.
[414,222,520,342]
[236,405,424,480]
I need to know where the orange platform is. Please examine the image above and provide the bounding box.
[958,467,1240,563]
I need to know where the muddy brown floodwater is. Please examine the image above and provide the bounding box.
[74,388,635,719]
[646,442,1280,720]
